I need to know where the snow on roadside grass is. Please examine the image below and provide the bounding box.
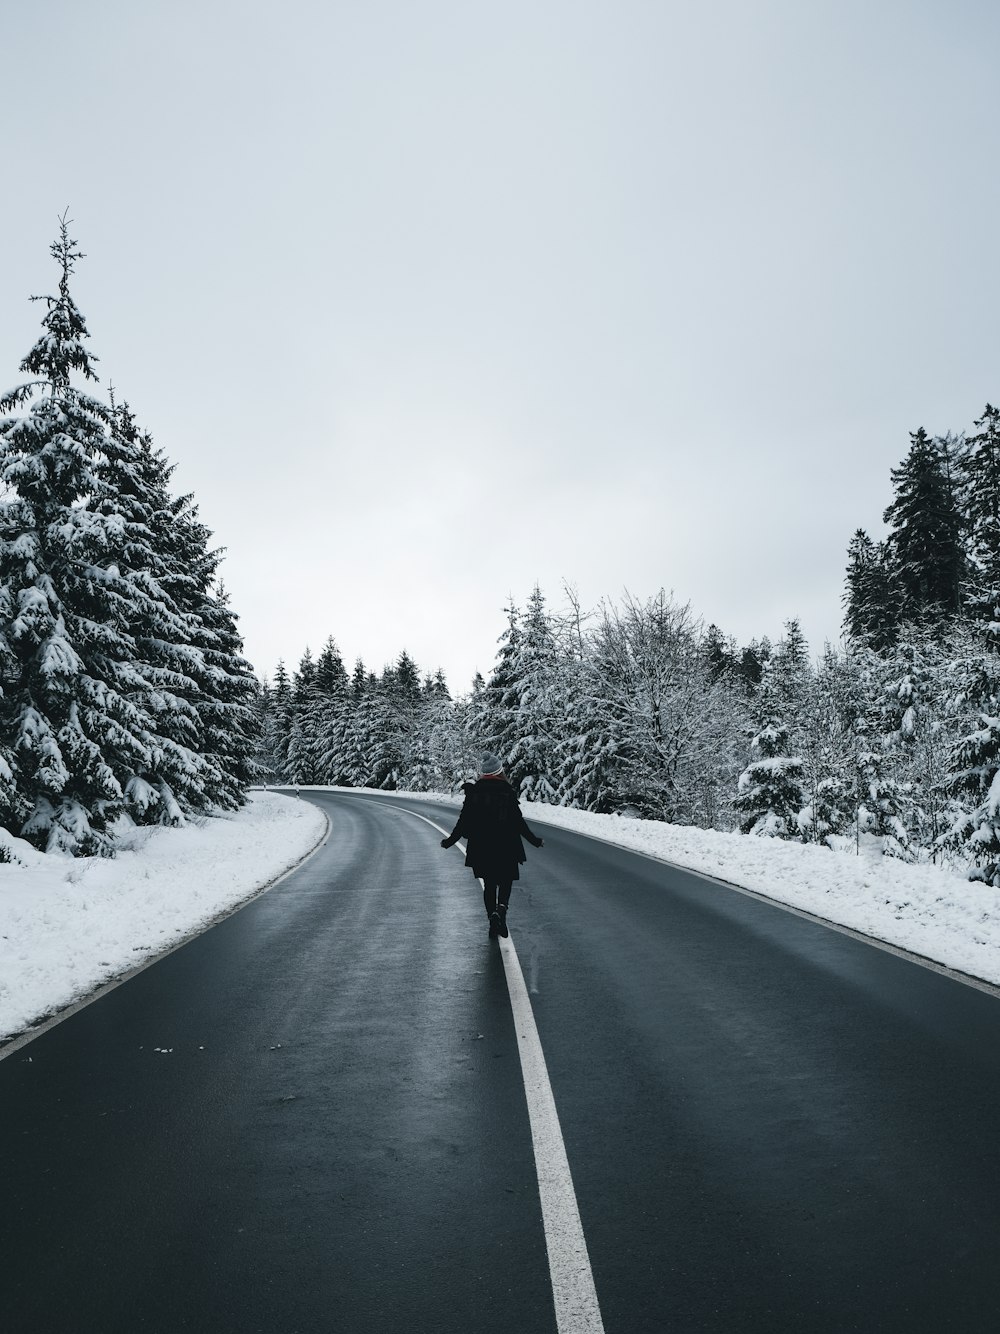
[325,786,1000,988]
[0,792,326,1043]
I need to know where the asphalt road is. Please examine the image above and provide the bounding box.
[4,789,1000,1332]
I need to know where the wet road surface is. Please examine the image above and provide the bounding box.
[4,789,1000,1332]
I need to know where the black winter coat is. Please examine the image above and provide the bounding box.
[442,777,543,882]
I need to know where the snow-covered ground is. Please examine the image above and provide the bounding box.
[331,787,1000,989]
[0,792,327,1043]
[4,783,1000,1048]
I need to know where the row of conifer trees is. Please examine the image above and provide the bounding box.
[259,593,1000,882]
[0,221,258,855]
[260,420,1000,884]
[11,222,1000,881]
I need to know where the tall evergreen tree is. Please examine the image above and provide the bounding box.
[735,637,770,689]
[795,646,860,844]
[95,400,213,820]
[771,617,811,724]
[285,649,319,782]
[702,624,736,683]
[945,651,1000,884]
[340,661,373,785]
[260,659,293,780]
[116,408,259,810]
[734,669,806,838]
[849,650,912,858]
[957,406,1000,625]
[843,529,897,649]
[883,428,964,627]
[505,587,560,801]
[0,220,155,849]
[477,602,522,765]
[196,581,259,806]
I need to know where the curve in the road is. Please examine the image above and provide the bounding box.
[6,787,1000,1333]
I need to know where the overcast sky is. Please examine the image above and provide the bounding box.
[3,1,998,692]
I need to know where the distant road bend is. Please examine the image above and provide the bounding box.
[3,788,1000,1332]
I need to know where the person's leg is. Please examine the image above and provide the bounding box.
[483,880,502,936]
[495,880,513,937]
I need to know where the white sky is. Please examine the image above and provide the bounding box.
[3,0,998,693]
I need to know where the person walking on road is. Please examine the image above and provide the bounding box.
[440,753,545,939]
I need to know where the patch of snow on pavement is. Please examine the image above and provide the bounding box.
[0,792,326,1042]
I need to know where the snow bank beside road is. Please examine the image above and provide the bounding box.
[335,787,1000,989]
[0,792,326,1043]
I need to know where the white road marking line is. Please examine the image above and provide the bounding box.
[499,933,606,1333]
[371,800,606,1333]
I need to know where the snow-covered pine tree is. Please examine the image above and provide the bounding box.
[339,659,374,786]
[842,529,897,650]
[107,402,258,812]
[794,651,848,845]
[93,398,213,822]
[150,441,259,807]
[881,627,968,857]
[956,406,1000,624]
[554,593,619,812]
[702,623,737,683]
[311,637,351,784]
[505,586,560,802]
[849,648,912,858]
[944,650,1000,883]
[433,685,476,791]
[883,428,965,627]
[0,219,156,850]
[557,656,626,811]
[944,549,1000,883]
[315,637,349,697]
[795,644,864,844]
[734,668,806,838]
[292,647,316,708]
[477,602,522,768]
[284,649,318,783]
[380,650,424,785]
[195,580,259,806]
[411,668,460,790]
[259,658,293,780]
[464,671,488,772]
[365,671,399,789]
[735,637,770,689]
[771,617,811,729]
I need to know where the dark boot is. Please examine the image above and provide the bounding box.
[488,910,501,939]
[496,904,509,938]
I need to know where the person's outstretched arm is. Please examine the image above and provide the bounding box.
[517,809,544,848]
[440,798,469,848]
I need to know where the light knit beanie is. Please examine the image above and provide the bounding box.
[480,753,504,776]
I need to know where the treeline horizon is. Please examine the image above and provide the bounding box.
[258,401,1000,884]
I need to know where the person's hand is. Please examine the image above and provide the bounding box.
[537,838,545,848]
[440,837,450,849]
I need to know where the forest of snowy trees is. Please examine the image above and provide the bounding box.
[8,223,1000,885]
[260,414,1000,884]
[0,220,258,855]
